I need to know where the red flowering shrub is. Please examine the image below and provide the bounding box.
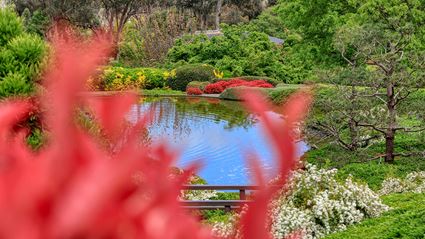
[186,87,203,95]
[203,80,274,94]
[0,29,312,239]
[204,83,224,94]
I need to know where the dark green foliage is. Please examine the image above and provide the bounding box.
[167,64,215,91]
[22,9,50,36]
[13,0,100,29]
[325,193,425,239]
[166,27,287,82]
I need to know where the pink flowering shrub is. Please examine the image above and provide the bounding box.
[0,29,312,239]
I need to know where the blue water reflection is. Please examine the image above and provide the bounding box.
[129,97,309,185]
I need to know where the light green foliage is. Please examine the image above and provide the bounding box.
[325,193,425,239]
[100,67,168,91]
[0,8,24,47]
[0,8,47,98]
[166,26,287,82]
[166,64,215,91]
[141,88,185,96]
[118,20,146,67]
[241,0,358,82]
[0,73,33,97]
[26,128,45,150]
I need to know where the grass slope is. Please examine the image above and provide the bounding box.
[325,193,425,239]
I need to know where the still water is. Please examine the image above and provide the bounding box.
[128,97,308,185]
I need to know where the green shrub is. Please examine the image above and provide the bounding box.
[219,86,270,101]
[166,27,287,82]
[100,67,167,91]
[3,34,47,77]
[267,86,300,104]
[167,64,215,91]
[22,9,50,37]
[186,81,210,91]
[0,8,24,47]
[0,73,33,97]
[0,8,47,99]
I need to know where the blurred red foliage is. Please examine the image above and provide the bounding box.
[0,30,312,239]
[204,80,273,94]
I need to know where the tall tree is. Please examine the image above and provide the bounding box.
[12,0,101,29]
[230,0,268,20]
[333,0,425,163]
[175,0,217,30]
[214,0,223,29]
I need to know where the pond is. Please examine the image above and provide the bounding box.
[128,97,309,185]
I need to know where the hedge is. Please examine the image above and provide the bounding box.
[166,64,215,91]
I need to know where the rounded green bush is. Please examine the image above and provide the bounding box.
[167,64,215,91]
[0,8,47,99]
[0,8,24,47]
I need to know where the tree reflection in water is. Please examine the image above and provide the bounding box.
[127,97,308,185]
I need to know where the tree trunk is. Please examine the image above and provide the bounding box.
[385,129,395,163]
[215,0,223,30]
[348,85,359,150]
[385,84,396,163]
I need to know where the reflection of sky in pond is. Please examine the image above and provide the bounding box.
[128,97,309,185]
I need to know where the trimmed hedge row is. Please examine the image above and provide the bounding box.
[219,84,300,101]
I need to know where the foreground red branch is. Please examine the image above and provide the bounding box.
[0,30,312,239]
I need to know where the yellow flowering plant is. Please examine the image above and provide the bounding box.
[213,69,224,79]
[100,67,167,91]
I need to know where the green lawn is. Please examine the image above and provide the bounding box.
[325,193,425,239]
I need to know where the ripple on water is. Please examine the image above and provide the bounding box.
[127,97,309,185]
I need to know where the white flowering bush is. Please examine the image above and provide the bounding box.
[182,189,218,200]
[269,164,388,239]
[379,171,425,195]
[211,218,238,239]
[211,165,388,239]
